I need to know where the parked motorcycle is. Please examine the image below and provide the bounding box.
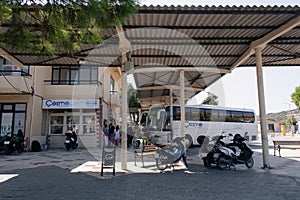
[64,130,78,151]
[201,133,254,170]
[155,137,188,171]
[0,135,6,152]
[3,132,24,155]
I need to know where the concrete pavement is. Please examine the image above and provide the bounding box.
[0,135,300,199]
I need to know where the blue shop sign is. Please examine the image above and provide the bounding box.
[43,99,99,109]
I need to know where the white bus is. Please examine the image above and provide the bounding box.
[146,104,258,147]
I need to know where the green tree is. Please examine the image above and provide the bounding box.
[0,0,138,55]
[128,83,140,123]
[201,92,218,105]
[286,117,297,126]
[291,86,300,109]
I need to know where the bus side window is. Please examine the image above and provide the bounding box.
[204,109,211,121]
[200,109,205,121]
[225,110,232,122]
[185,108,192,121]
[191,108,200,121]
[243,112,255,123]
[174,113,181,120]
[231,111,243,122]
[211,109,219,121]
[173,107,181,120]
[219,110,226,122]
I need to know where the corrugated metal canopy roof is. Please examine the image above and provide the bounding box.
[1,5,300,109]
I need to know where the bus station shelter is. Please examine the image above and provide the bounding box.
[1,5,300,169]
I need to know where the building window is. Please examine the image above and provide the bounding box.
[49,110,97,135]
[51,66,98,85]
[0,103,27,136]
[0,57,30,76]
[82,115,96,134]
[110,76,115,91]
[50,116,64,135]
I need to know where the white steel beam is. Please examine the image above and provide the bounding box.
[134,67,230,74]
[137,85,203,92]
[180,70,186,151]
[116,25,130,170]
[231,15,300,71]
[0,47,24,68]
[255,47,271,169]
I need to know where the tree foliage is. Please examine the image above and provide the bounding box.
[0,0,138,55]
[291,86,300,109]
[201,92,218,105]
[128,83,140,108]
[128,83,140,123]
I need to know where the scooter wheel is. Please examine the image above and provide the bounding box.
[217,157,228,169]
[245,157,254,168]
[65,144,71,151]
[5,147,12,155]
[156,154,168,171]
[202,157,211,168]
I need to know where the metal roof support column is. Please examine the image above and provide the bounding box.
[170,88,174,141]
[116,25,130,170]
[120,58,128,170]
[180,70,186,148]
[255,47,271,169]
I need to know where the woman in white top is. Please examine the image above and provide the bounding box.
[114,125,120,147]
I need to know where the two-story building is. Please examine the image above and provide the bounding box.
[0,56,121,149]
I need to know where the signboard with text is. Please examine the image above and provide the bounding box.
[42,99,99,109]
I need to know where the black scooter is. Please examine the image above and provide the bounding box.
[155,137,188,171]
[64,130,78,151]
[201,133,254,170]
[3,132,24,155]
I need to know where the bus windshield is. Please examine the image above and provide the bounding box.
[147,106,166,131]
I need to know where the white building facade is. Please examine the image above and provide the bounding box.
[0,57,121,149]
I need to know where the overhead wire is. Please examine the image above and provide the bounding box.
[0,71,28,94]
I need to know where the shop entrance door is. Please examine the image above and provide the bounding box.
[1,112,13,136]
[0,103,27,137]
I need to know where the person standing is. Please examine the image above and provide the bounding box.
[114,125,120,147]
[109,123,114,143]
[71,125,78,145]
[103,124,109,146]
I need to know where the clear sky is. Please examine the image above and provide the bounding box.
[129,0,300,114]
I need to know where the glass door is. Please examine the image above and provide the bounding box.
[1,113,13,136]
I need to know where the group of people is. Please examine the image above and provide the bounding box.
[102,122,149,148]
[103,123,120,147]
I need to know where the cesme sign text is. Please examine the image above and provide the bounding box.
[44,100,70,108]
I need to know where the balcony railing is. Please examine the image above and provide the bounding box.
[0,70,31,76]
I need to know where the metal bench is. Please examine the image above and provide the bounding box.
[273,139,300,157]
[134,144,157,167]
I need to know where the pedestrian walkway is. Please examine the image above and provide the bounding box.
[1,135,300,179]
[1,136,300,200]
[250,134,300,179]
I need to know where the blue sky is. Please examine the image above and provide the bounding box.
[129,0,300,114]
